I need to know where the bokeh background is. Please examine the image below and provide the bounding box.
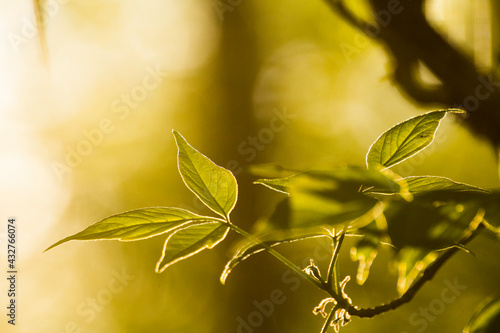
[1,0,500,332]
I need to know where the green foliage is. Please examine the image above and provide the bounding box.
[156,222,229,273]
[44,208,219,251]
[46,110,500,332]
[366,109,462,169]
[464,298,500,333]
[173,130,237,220]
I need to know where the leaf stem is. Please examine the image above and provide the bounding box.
[320,306,337,333]
[326,224,348,292]
[226,222,323,289]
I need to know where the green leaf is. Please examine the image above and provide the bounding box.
[45,208,218,251]
[173,131,238,220]
[248,163,298,178]
[464,298,500,333]
[156,222,229,273]
[220,229,332,284]
[350,220,382,285]
[382,190,499,294]
[405,176,488,193]
[396,248,437,295]
[366,109,462,169]
[289,168,398,228]
[254,176,296,194]
[384,194,480,251]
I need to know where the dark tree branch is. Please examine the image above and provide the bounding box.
[326,0,500,147]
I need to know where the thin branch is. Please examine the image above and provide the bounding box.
[227,223,324,290]
[326,224,348,289]
[321,306,337,333]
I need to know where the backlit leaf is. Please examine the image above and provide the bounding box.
[464,298,500,333]
[45,208,217,251]
[254,176,296,194]
[289,168,398,228]
[173,131,238,220]
[350,220,382,285]
[156,222,229,273]
[396,248,437,295]
[366,109,462,169]
[405,176,488,193]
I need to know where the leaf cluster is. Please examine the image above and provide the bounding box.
[46,110,500,332]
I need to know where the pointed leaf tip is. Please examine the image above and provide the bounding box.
[44,207,216,252]
[173,131,238,220]
[366,109,458,170]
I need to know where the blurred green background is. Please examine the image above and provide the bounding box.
[1,0,500,332]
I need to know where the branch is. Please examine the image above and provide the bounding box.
[325,0,500,146]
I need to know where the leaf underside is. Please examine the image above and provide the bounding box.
[156,222,229,273]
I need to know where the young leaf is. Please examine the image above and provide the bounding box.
[156,222,229,273]
[464,298,500,333]
[45,208,218,252]
[366,109,462,169]
[173,131,238,220]
[220,229,331,284]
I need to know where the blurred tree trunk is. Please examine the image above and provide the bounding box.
[205,5,276,332]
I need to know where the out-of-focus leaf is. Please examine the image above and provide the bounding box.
[350,220,382,285]
[396,248,437,295]
[220,228,332,284]
[173,131,237,220]
[45,208,217,251]
[254,176,296,194]
[464,298,500,333]
[366,109,461,169]
[384,190,500,294]
[289,168,399,228]
[156,222,229,273]
[404,176,488,193]
[248,163,298,178]
[263,198,292,231]
[384,197,478,251]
